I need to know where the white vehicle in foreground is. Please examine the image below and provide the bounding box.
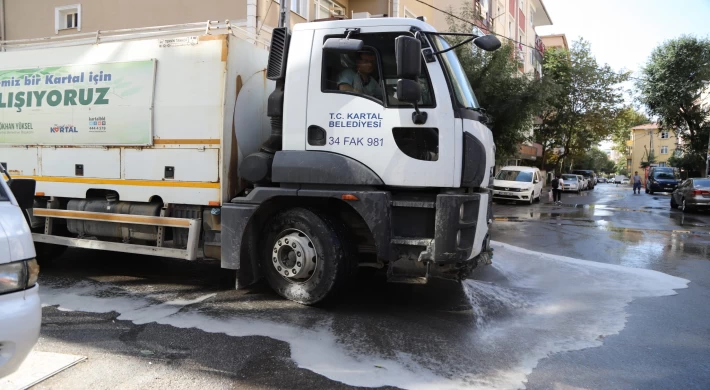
[0,168,40,378]
[492,166,544,204]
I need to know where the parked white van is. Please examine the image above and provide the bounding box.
[0,169,40,378]
[493,166,544,204]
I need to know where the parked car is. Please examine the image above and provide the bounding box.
[621,178,630,184]
[614,175,627,184]
[671,178,710,212]
[0,170,40,378]
[561,174,582,194]
[571,170,596,190]
[598,177,608,183]
[576,175,588,190]
[646,167,681,194]
[493,166,544,204]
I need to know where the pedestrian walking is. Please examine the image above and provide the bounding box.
[633,171,642,194]
[551,174,563,204]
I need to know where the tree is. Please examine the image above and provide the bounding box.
[537,39,629,172]
[610,108,648,155]
[615,157,629,176]
[446,5,547,159]
[637,36,710,176]
[575,148,616,173]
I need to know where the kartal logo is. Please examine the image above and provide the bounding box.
[50,124,78,133]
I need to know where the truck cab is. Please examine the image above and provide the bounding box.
[225,18,496,304]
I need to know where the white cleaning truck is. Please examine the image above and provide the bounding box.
[0,17,499,304]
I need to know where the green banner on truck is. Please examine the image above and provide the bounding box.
[0,60,155,145]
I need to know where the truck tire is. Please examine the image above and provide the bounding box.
[261,207,357,305]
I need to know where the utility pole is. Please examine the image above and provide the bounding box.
[278,0,291,29]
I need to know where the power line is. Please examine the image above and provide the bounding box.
[414,0,543,54]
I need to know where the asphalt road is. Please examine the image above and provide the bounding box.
[29,183,710,389]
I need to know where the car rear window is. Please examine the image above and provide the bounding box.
[496,170,533,182]
[693,179,710,187]
[562,175,577,180]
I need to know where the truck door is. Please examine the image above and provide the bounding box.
[305,28,457,188]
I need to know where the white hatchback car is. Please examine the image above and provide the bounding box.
[493,166,544,204]
[0,173,40,378]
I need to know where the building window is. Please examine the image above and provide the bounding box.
[291,0,307,17]
[530,6,534,29]
[661,146,669,154]
[660,130,669,139]
[659,162,666,167]
[316,0,344,19]
[55,4,81,34]
[509,21,513,39]
[403,7,417,18]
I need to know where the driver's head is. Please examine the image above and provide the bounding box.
[356,51,376,75]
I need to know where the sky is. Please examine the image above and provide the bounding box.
[536,0,710,78]
[536,0,710,150]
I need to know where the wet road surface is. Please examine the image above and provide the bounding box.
[30,184,710,389]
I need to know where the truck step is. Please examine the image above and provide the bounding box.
[391,237,432,246]
[386,275,428,284]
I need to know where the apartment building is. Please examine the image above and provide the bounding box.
[540,33,568,51]
[0,1,443,42]
[626,123,679,173]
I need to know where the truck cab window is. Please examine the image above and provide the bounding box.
[322,32,435,107]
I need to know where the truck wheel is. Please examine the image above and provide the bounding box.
[261,208,356,305]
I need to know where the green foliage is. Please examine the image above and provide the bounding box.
[615,157,629,176]
[537,39,629,170]
[610,108,648,154]
[446,5,546,158]
[575,148,616,173]
[637,36,710,175]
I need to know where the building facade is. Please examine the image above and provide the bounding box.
[627,123,679,174]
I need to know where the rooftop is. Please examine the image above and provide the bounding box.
[631,123,661,130]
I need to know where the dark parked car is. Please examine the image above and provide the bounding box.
[646,167,680,194]
[571,170,596,189]
[671,178,710,212]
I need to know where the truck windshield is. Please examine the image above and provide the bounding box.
[431,35,480,110]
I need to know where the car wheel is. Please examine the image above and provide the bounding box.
[529,194,534,205]
[645,188,649,194]
[261,207,357,305]
[670,196,678,209]
[649,189,654,195]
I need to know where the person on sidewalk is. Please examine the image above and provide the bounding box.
[551,174,563,204]
[633,171,642,194]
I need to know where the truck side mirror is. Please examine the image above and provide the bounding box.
[395,36,421,79]
[323,38,364,53]
[8,178,36,210]
[473,34,502,52]
[396,79,421,103]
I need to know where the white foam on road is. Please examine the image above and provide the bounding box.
[39,242,688,390]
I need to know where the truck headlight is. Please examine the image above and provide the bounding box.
[0,259,39,294]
